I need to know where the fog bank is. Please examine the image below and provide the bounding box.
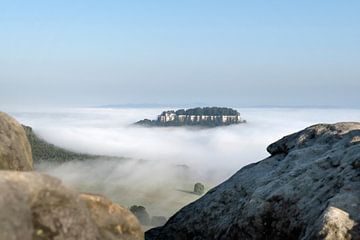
[11,107,360,217]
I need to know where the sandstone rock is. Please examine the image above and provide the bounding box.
[146,122,360,240]
[0,171,101,240]
[80,193,143,240]
[317,206,357,240]
[0,112,33,170]
[130,205,150,225]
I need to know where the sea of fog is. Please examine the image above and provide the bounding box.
[9,107,360,219]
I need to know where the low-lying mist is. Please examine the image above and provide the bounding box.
[12,107,360,218]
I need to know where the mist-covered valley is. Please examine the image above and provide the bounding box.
[10,107,360,219]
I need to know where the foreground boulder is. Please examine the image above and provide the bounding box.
[0,171,100,240]
[146,122,360,240]
[0,171,144,240]
[80,193,143,240]
[0,112,33,170]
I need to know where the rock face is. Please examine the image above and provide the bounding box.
[80,193,143,240]
[0,112,33,170]
[146,122,360,240]
[0,171,144,240]
[135,107,246,127]
[0,171,100,240]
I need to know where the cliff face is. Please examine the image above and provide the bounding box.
[146,122,360,240]
[0,112,33,170]
[157,113,243,125]
[135,107,245,127]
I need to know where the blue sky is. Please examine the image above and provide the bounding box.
[0,1,359,107]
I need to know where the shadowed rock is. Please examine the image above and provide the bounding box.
[146,122,360,240]
[0,112,33,171]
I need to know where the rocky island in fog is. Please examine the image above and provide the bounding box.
[135,107,245,127]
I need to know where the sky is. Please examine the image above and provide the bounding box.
[0,1,359,108]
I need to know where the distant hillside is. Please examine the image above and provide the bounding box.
[23,125,121,162]
[135,107,246,127]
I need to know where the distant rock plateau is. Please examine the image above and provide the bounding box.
[147,122,360,240]
[135,107,246,128]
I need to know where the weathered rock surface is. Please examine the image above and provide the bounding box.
[80,193,143,240]
[0,171,101,240]
[146,122,360,240]
[0,112,33,170]
[0,171,144,240]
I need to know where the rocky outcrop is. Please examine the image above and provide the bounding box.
[146,122,360,240]
[80,193,143,240]
[135,107,246,127]
[0,112,33,170]
[0,171,144,240]
[0,171,100,240]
